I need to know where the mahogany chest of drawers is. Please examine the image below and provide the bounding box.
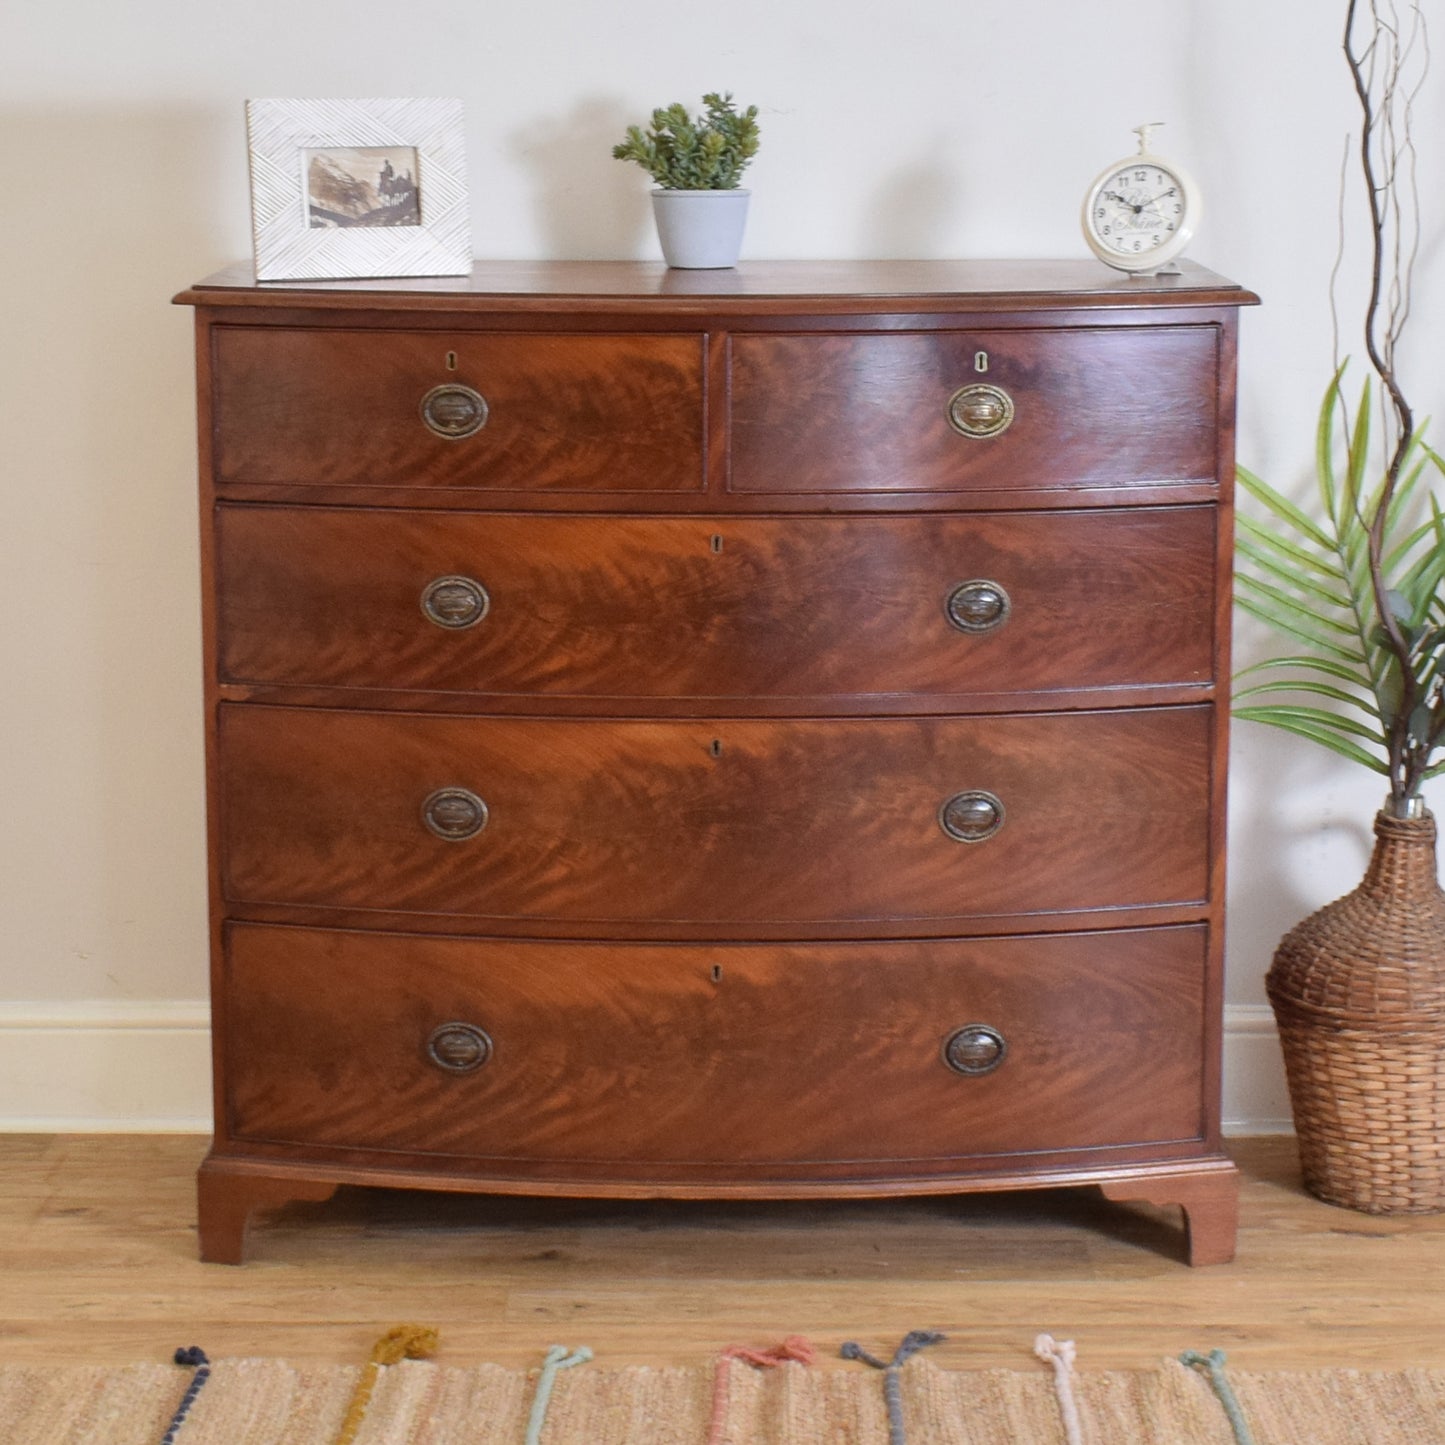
[176,259,1257,1265]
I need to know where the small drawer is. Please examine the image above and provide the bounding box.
[215,504,1216,702]
[223,922,1208,1166]
[217,704,1211,926]
[729,326,1219,494]
[211,327,705,492]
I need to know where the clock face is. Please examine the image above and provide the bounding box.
[1083,156,1197,271]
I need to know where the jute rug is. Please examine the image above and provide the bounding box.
[3,1356,1444,1444]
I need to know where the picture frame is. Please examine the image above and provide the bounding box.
[245,98,471,281]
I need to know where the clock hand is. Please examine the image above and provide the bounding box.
[1102,191,1143,214]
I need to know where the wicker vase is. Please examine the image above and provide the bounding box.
[1267,807,1445,1213]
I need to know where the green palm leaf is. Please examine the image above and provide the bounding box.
[1234,538,1355,611]
[1233,678,1382,719]
[1237,513,1343,579]
[1232,706,1390,772]
[1237,465,1337,551]
[1235,574,1360,635]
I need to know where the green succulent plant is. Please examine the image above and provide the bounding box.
[612,92,760,190]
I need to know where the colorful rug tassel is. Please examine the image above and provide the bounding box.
[1034,1335,1084,1445]
[524,1344,593,1445]
[840,1330,946,1445]
[332,1325,439,1445]
[160,1347,210,1444]
[705,1335,816,1445]
[1181,1348,1256,1445]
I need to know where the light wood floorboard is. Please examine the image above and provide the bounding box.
[1,1135,1441,1371]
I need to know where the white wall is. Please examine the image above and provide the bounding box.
[3,0,1441,1129]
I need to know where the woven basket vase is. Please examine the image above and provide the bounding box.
[1267,807,1445,1213]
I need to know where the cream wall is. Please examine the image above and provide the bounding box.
[2,0,1442,1127]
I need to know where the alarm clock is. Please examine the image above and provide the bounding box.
[1082,123,1201,274]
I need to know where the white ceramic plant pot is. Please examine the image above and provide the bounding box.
[650,188,750,269]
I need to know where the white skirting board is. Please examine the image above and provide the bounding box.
[0,1002,1294,1135]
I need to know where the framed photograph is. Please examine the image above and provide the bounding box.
[245,98,470,281]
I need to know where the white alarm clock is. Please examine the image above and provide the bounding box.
[1082,123,1201,274]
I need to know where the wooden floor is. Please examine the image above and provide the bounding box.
[2,1135,1442,1373]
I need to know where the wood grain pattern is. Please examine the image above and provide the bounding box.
[221,923,1208,1168]
[216,705,1212,927]
[214,504,1216,703]
[212,327,705,491]
[729,327,1219,493]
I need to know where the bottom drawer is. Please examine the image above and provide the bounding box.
[223,923,1208,1171]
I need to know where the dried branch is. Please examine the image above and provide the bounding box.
[1346,0,1429,811]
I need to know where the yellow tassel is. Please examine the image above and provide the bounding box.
[334,1325,440,1445]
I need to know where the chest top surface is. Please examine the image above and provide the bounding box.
[175,258,1258,315]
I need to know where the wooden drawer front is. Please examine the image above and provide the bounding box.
[218,705,1211,925]
[224,923,1207,1164]
[216,504,1216,700]
[212,327,705,492]
[730,327,1218,494]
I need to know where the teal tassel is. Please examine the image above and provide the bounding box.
[1180,1349,1256,1445]
[524,1344,592,1445]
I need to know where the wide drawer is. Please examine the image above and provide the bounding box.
[730,326,1219,494]
[218,704,1211,925]
[224,922,1208,1166]
[215,504,1216,702]
[211,327,705,492]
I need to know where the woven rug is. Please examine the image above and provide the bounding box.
[3,1356,1445,1444]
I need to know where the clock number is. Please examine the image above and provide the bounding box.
[1102,224,1111,236]
[1095,206,1105,218]
[1152,235,1161,245]
[1134,169,1147,181]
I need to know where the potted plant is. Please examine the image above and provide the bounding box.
[1234,0,1445,1213]
[612,92,760,269]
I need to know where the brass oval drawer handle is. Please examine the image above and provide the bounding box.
[942,1024,1007,1076]
[947,383,1015,439]
[426,1021,493,1073]
[945,579,1011,634]
[420,383,489,439]
[421,575,490,629]
[422,787,489,841]
[939,790,1005,843]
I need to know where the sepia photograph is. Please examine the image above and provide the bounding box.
[304,145,420,228]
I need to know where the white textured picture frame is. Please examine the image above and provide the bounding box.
[246,98,471,281]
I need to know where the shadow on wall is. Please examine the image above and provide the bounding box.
[510,98,653,260]
[1,104,236,1001]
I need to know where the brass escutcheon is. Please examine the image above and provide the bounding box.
[947,382,1015,439]
[421,575,490,629]
[426,1022,493,1073]
[945,579,1011,634]
[420,383,489,439]
[939,790,1005,843]
[942,1024,1007,1076]
[422,787,489,841]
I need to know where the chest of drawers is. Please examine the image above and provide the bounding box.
[176,259,1256,1265]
